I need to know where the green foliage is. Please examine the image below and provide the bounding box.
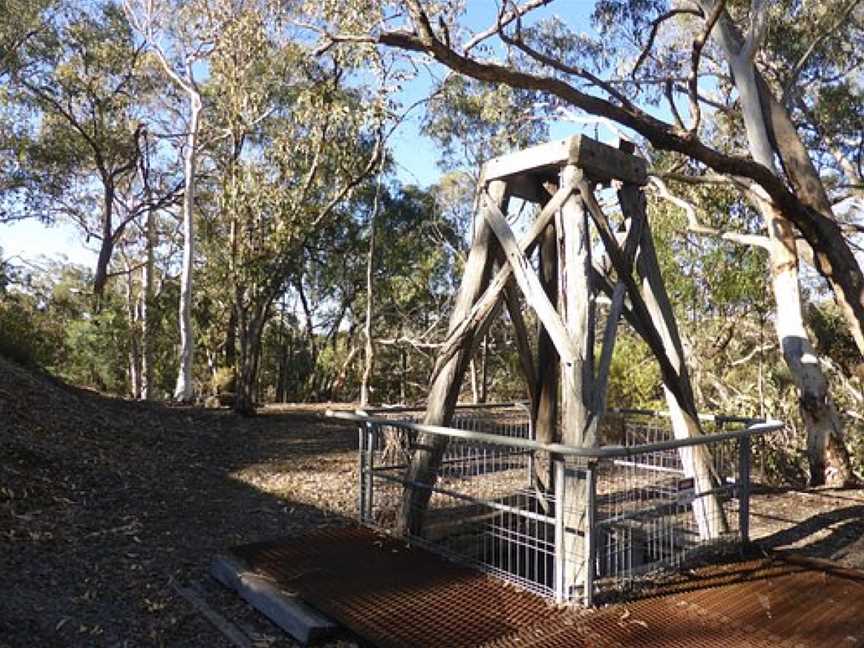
[63,309,130,393]
[2,1,152,224]
[0,294,62,366]
[606,333,663,409]
[210,367,236,395]
[422,76,546,171]
[807,301,860,374]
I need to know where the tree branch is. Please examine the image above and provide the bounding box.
[632,8,702,78]
[650,175,770,250]
[782,0,862,101]
[689,0,725,135]
[741,0,771,62]
[462,0,553,54]
[378,0,864,342]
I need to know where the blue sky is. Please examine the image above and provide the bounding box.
[0,1,603,269]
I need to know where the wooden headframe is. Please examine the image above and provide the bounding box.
[399,135,707,538]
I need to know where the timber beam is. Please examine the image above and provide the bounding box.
[483,135,648,199]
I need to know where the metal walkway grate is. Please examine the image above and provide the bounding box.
[230,526,864,647]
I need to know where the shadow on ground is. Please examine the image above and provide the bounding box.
[0,358,363,647]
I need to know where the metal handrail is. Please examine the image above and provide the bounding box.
[363,401,530,415]
[362,402,764,425]
[326,410,783,459]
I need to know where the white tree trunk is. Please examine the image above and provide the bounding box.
[469,358,479,404]
[125,257,141,399]
[360,169,383,407]
[766,208,853,485]
[708,8,852,486]
[173,93,201,402]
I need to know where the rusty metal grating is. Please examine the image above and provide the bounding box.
[231,526,864,647]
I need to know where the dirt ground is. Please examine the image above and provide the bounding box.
[2,357,863,647]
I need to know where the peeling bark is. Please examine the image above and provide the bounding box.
[768,212,853,486]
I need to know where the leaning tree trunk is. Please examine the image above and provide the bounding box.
[709,9,854,486]
[173,91,202,402]
[767,210,853,486]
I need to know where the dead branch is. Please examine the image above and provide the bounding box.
[689,0,725,135]
[462,0,553,54]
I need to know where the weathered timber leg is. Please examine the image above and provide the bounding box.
[558,165,596,596]
[397,179,509,537]
[534,221,559,448]
[591,193,645,442]
[620,184,729,539]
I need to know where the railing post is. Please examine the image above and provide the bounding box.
[738,436,751,544]
[527,410,535,487]
[364,423,376,522]
[357,423,367,522]
[554,457,566,603]
[584,461,597,607]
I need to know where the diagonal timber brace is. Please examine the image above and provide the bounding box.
[482,191,579,363]
[429,181,577,382]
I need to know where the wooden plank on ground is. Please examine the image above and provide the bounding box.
[173,582,253,648]
[211,555,337,645]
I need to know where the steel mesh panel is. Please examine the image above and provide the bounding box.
[232,529,864,648]
[359,408,752,605]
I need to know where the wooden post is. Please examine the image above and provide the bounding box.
[559,165,594,446]
[398,178,509,536]
[619,184,729,539]
[428,182,576,382]
[558,164,596,597]
[534,220,559,449]
[590,199,646,439]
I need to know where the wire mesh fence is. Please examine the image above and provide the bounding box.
[337,405,778,606]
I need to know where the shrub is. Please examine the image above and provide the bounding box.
[211,366,236,395]
[0,297,60,367]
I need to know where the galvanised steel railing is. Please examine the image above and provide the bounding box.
[327,406,782,606]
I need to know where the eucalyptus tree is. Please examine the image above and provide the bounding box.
[307,0,863,485]
[369,183,465,401]
[198,7,384,414]
[124,0,223,401]
[2,2,173,298]
[0,0,54,198]
[0,0,54,79]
